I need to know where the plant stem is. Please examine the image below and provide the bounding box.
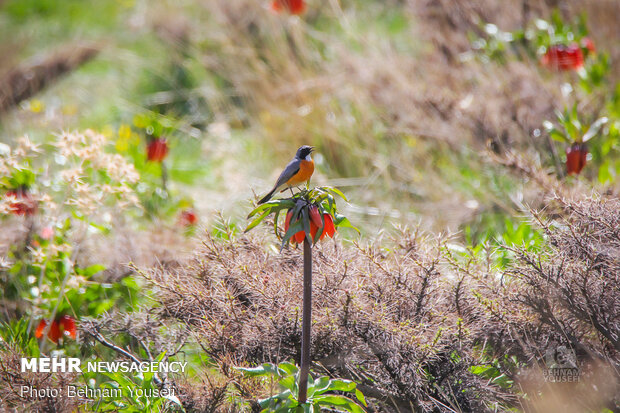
[161,162,168,192]
[298,237,313,404]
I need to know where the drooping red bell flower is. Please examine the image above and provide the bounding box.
[320,213,336,239]
[285,206,336,244]
[271,0,305,15]
[284,209,294,231]
[35,315,77,343]
[566,143,588,175]
[5,187,37,216]
[308,205,322,228]
[36,319,61,343]
[285,208,310,244]
[147,138,169,162]
[179,209,198,226]
[541,44,584,71]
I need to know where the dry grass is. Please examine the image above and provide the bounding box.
[175,0,619,234]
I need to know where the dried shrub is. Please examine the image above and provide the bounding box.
[142,230,514,411]
[505,195,620,411]
[141,193,619,412]
[0,344,82,412]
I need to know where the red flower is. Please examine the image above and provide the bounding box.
[294,228,306,243]
[35,315,77,343]
[320,213,336,239]
[147,138,169,162]
[285,207,336,244]
[309,205,322,228]
[179,209,198,226]
[284,209,294,231]
[541,44,584,71]
[566,143,588,175]
[5,188,37,216]
[284,208,308,244]
[58,315,77,339]
[271,0,305,15]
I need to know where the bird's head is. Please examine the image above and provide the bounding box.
[296,145,314,160]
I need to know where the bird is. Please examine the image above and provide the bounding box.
[258,145,314,204]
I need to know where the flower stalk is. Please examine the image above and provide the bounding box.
[298,236,313,403]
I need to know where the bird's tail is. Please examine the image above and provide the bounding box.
[258,188,276,204]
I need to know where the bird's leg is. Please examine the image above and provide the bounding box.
[288,186,295,196]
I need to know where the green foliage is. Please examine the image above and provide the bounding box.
[469,346,522,391]
[118,113,209,219]
[543,105,608,144]
[472,11,592,63]
[3,219,140,326]
[460,218,544,269]
[237,362,367,413]
[0,319,41,356]
[0,169,36,190]
[579,52,610,92]
[469,363,513,390]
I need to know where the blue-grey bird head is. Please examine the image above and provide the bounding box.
[296,145,314,160]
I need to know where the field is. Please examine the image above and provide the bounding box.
[1,0,619,412]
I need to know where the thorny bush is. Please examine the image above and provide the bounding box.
[139,193,619,412]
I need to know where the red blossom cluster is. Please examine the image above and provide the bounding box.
[147,138,169,162]
[271,0,305,15]
[35,315,77,343]
[566,142,588,175]
[179,209,198,226]
[541,38,595,71]
[285,205,335,244]
[541,44,584,71]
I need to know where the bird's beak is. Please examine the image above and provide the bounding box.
[309,146,315,152]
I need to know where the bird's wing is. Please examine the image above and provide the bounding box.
[271,158,300,191]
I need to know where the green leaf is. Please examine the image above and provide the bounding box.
[274,208,283,239]
[281,220,304,251]
[334,215,360,234]
[279,375,297,393]
[79,264,106,277]
[277,362,299,376]
[582,116,608,142]
[326,379,356,392]
[308,376,330,397]
[323,186,348,202]
[548,128,569,143]
[313,395,365,413]
[301,207,311,244]
[355,388,367,406]
[247,201,277,219]
[259,390,293,408]
[245,209,271,233]
[236,363,279,377]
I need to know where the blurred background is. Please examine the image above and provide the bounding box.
[1,0,617,245]
[1,1,619,411]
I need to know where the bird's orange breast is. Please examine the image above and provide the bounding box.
[287,159,314,186]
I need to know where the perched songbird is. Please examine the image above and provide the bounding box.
[258,146,314,204]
